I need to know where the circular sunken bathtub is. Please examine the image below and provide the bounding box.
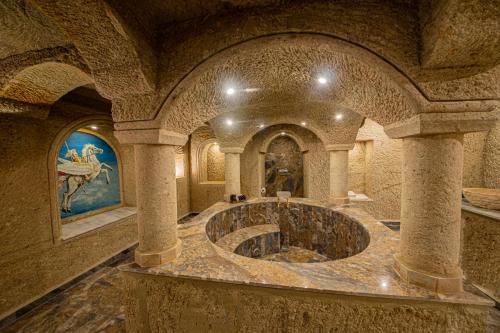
[206,201,370,263]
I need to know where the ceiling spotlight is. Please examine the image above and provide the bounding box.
[226,88,235,95]
[281,132,286,135]
[301,121,307,126]
[318,77,327,84]
[335,114,343,120]
[214,142,218,145]
[90,125,98,130]
[226,119,233,125]
[259,124,265,128]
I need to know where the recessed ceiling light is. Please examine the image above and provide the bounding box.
[226,88,235,95]
[90,125,98,130]
[318,77,327,84]
[335,114,343,120]
[259,124,265,128]
[214,142,218,145]
[301,121,307,126]
[281,132,286,135]
[226,119,233,125]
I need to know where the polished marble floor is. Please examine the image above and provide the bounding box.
[2,254,132,333]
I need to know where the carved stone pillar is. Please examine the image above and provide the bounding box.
[114,128,187,267]
[326,144,354,204]
[220,147,244,201]
[385,112,496,293]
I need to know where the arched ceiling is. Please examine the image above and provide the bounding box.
[156,35,417,141]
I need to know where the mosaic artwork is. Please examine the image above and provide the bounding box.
[57,129,120,219]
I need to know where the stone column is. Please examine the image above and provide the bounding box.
[220,147,244,201]
[114,128,188,267]
[384,112,497,293]
[326,144,354,204]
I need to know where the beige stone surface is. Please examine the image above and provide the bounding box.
[0,107,137,319]
[398,134,464,283]
[484,122,500,189]
[461,210,500,301]
[134,144,180,266]
[123,272,491,332]
[329,150,349,201]
[223,152,241,198]
[206,143,225,182]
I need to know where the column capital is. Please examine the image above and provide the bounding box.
[219,147,245,154]
[114,128,188,146]
[384,112,498,139]
[325,143,355,151]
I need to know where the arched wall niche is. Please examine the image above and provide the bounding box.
[48,115,124,243]
[198,139,225,184]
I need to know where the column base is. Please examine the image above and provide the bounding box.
[393,254,463,294]
[135,240,182,267]
[329,197,350,205]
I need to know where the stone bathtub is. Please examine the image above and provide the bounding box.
[120,198,493,332]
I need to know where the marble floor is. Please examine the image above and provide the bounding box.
[2,253,132,333]
[2,216,498,333]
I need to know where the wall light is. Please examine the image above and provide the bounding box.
[301,121,307,126]
[226,88,235,95]
[281,132,286,135]
[90,125,98,130]
[259,124,265,128]
[335,113,343,120]
[226,119,233,125]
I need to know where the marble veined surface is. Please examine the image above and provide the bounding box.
[120,198,492,307]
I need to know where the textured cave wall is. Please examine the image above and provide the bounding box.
[122,272,491,333]
[354,119,402,220]
[348,141,368,194]
[461,211,500,301]
[206,144,224,182]
[189,126,225,212]
[176,144,191,218]
[483,122,500,188]
[0,107,137,319]
[241,124,328,200]
[462,132,487,188]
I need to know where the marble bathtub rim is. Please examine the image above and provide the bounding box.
[119,198,493,308]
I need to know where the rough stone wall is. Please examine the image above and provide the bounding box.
[189,126,225,212]
[0,108,137,319]
[462,132,487,188]
[483,122,500,188]
[122,272,490,333]
[241,124,329,200]
[176,144,191,218]
[348,141,367,194]
[206,144,224,182]
[461,211,500,301]
[355,120,402,220]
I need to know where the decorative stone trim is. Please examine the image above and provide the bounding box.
[393,254,463,294]
[114,128,188,145]
[384,112,498,139]
[324,143,355,151]
[219,146,245,154]
[135,240,182,267]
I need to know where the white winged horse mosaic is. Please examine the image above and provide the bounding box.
[57,143,113,213]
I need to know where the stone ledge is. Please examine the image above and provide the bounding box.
[462,201,500,222]
[384,112,498,139]
[393,254,463,294]
[61,207,137,240]
[325,143,355,151]
[215,224,280,253]
[114,128,188,145]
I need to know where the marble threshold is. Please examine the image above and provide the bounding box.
[120,198,492,307]
[61,207,137,240]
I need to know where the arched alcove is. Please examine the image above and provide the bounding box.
[199,140,225,184]
[264,135,304,197]
[48,116,125,241]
